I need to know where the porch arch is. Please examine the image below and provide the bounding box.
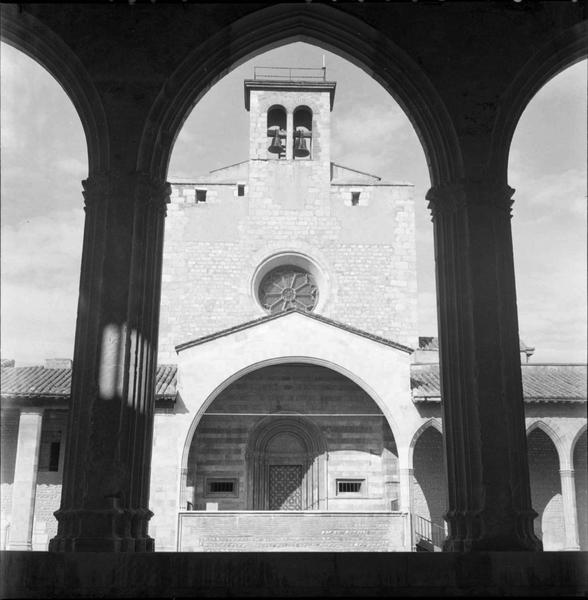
[179,354,401,479]
[139,2,461,186]
[179,357,401,512]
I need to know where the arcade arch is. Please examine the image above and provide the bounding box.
[527,427,564,549]
[411,425,445,530]
[1,2,584,556]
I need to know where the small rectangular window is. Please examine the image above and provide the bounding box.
[209,480,234,493]
[205,477,238,497]
[337,479,363,494]
[351,192,360,206]
[196,189,207,203]
[237,184,245,197]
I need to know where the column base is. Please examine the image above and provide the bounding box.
[443,535,543,552]
[6,541,32,551]
[50,505,154,553]
[443,509,543,552]
[49,536,155,553]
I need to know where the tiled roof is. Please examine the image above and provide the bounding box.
[1,365,177,399]
[411,363,587,402]
[418,337,534,352]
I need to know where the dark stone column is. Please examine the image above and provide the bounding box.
[49,172,170,552]
[427,181,542,551]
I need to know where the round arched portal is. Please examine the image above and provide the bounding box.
[182,363,399,513]
[246,415,326,510]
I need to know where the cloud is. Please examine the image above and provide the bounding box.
[1,281,78,365]
[1,209,84,288]
[53,157,87,178]
[510,167,586,221]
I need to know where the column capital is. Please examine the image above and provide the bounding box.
[82,172,171,213]
[426,181,515,218]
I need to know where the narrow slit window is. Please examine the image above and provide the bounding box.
[196,189,207,203]
[237,184,245,197]
[351,192,360,206]
[206,478,238,496]
[337,479,363,494]
[48,441,60,472]
[39,430,62,472]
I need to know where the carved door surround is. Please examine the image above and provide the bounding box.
[246,414,327,510]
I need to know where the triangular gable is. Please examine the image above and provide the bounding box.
[175,309,413,354]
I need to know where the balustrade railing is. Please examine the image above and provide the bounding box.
[413,514,446,551]
[253,66,327,82]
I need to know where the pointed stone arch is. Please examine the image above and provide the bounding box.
[489,21,588,183]
[410,419,445,530]
[526,420,566,470]
[526,421,565,549]
[0,4,109,175]
[138,2,461,186]
[570,422,587,460]
[408,418,442,467]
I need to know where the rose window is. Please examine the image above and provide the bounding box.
[258,266,318,314]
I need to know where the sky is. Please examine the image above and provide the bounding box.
[1,41,586,365]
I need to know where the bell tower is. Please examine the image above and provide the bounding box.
[244,66,336,166]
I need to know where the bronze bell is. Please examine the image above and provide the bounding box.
[294,133,310,158]
[268,130,284,154]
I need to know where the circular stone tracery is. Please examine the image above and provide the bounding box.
[259,266,318,314]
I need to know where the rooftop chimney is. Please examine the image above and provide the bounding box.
[1,359,15,368]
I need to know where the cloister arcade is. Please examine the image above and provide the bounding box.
[0,2,586,596]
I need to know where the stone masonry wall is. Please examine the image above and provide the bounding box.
[159,82,417,362]
[0,409,19,548]
[159,177,416,361]
[31,410,67,550]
